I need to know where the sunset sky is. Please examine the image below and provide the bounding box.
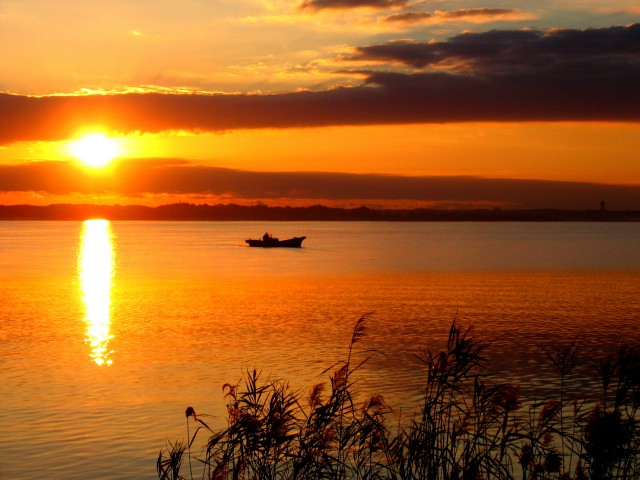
[1,0,639,209]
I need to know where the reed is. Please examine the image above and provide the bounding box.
[158,315,640,480]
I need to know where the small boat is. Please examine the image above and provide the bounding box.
[246,234,306,248]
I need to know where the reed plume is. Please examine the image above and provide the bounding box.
[157,316,640,480]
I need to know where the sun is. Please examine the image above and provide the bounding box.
[69,133,120,168]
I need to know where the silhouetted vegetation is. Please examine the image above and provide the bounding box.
[158,316,640,480]
[2,203,640,221]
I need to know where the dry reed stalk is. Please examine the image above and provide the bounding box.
[157,316,640,480]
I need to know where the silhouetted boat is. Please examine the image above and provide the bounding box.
[245,235,306,248]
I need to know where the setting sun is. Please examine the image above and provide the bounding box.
[69,133,120,168]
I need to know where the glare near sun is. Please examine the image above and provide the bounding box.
[69,133,120,168]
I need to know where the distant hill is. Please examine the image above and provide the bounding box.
[1,203,639,221]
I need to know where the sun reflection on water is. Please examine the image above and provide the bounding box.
[78,219,116,366]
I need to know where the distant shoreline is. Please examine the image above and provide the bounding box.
[1,203,639,221]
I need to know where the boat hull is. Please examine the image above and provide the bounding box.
[245,236,306,248]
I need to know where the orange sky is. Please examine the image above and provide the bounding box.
[1,1,639,209]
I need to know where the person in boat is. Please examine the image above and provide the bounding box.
[263,232,272,243]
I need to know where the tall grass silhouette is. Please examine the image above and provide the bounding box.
[158,315,640,480]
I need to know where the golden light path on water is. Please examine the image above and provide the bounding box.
[78,219,115,366]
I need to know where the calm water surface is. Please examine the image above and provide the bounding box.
[1,221,639,479]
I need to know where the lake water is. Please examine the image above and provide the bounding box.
[1,221,639,479]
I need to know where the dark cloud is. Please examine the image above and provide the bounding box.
[384,11,431,23]
[384,8,518,24]
[1,160,639,210]
[0,24,638,144]
[442,8,516,18]
[300,0,407,10]
[353,23,640,69]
